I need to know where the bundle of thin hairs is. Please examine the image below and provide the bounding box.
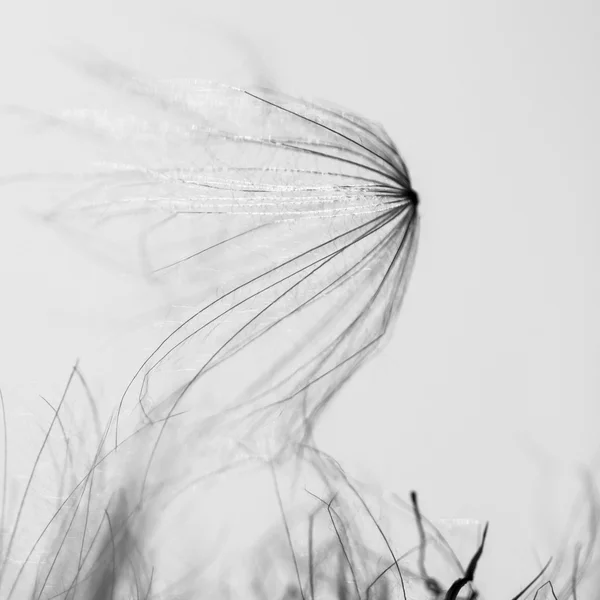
[0,50,597,600]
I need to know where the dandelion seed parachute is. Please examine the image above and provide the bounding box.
[17,54,420,469]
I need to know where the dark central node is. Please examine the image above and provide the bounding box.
[405,187,420,206]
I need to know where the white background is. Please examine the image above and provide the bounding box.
[0,1,599,597]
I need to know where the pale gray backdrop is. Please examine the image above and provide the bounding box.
[0,1,598,597]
